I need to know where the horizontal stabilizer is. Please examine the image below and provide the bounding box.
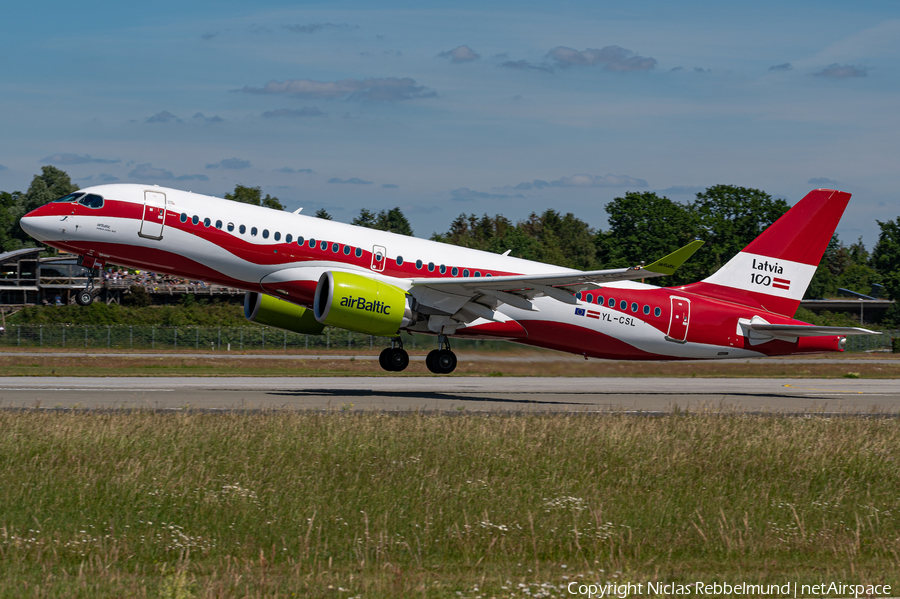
[748,323,880,341]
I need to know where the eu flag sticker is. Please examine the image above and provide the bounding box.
[575,308,585,316]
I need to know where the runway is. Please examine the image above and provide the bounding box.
[1,376,899,414]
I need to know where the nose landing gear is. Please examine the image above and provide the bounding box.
[379,338,410,372]
[426,334,457,374]
[75,255,104,306]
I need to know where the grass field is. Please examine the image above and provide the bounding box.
[1,410,899,598]
[1,350,899,378]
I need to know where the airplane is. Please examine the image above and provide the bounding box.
[19,185,877,373]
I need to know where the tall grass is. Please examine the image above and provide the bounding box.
[1,411,899,597]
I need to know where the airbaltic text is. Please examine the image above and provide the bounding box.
[339,295,391,315]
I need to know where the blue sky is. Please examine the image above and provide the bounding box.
[2,0,898,246]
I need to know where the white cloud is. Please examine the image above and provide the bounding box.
[329,177,372,184]
[438,45,480,63]
[145,111,182,124]
[239,78,436,102]
[547,46,656,71]
[262,107,325,118]
[514,173,648,190]
[40,153,120,165]
[450,187,524,201]
[206,158,251,170]
[814,64,867,79]
[128,164,208,181]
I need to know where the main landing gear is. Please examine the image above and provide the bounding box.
[426,334,457,375]
[379,338,410,372]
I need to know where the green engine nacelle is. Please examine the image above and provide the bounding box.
[313,271,416,336]
[244,292,325,335]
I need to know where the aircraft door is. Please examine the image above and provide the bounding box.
[140,191,166,240]
[371,245,386,272]
[666,295,691,343]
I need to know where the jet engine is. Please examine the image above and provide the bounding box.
[244,292,325,335]
[313,271,417,336]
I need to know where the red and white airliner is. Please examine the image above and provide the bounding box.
[20,185,875,373]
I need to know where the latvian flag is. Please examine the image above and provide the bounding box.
[586,309,601,319]
[772,277,791,291]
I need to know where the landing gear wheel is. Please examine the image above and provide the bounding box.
[379,347,393,371]
[379,339,410,372]
[434,349,457,374]
[76,290,94,306]
[387,348,409,372]
[426,349,440,373]
[426,349,457,374]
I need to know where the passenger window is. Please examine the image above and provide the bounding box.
[654,307,661,317]
[344,245,351,255]
[192,215,199,225]
[416,259,423,269]
[427,262,435,272]
[180,213,188,223]
[215,220,223,230]
[576,292,583,300]
[285,234,292,243]
[227,222,234,232]
[631,302,638,312]
[620,300,627,310]
[608,298,615,308]
[396,256,404,265]
[598,296,604,304]
[439,265,446,274]
[463,269,470,277]
[320,241,327,251]
[474,271,481,277]
[274,232,281,241]
[643,305,650,315]
[486,273,492,277]
[251,227,258,237]
[239,225,246,234]
[586,293,593,303]
[309,238,316,248]
[451,267,458,276]
[262,229,269,239]
[355,247,362,257]
[203,217,211,228]
[332,243,339,253]
[297,236,304,245]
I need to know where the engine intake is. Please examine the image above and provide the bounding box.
[244,292,325,335]
[313,271,416,336]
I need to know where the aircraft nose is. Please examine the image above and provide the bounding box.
[19,212,45,240]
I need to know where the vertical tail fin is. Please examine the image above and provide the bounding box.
[681,189,851,316]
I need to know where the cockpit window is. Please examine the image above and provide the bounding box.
[52,192,85,203]
[77,194,104,209]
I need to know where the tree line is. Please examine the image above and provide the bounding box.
[3,167,899,322]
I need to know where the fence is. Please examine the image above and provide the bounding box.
[0,324,894,353]
[0,325,514,352]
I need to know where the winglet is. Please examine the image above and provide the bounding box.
[642,240,704,275]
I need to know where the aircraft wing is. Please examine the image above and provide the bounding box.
[407,240,703,318]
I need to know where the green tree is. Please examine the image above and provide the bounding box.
[692,185,789,276]
[353,207,414,236]
[351,209,377,228]
[224,185,284,210]
[314,209,333,220]
[595,191,699,284]
[872,218,900,300]
[6,166,78,250]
